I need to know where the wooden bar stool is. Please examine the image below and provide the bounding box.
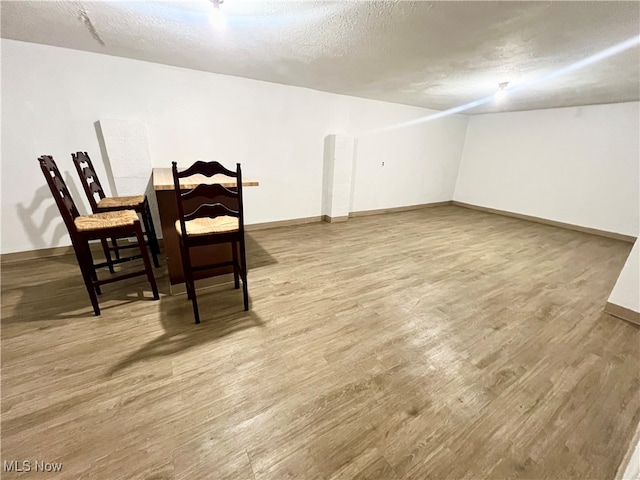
[39,155,159,316]
[72,151,160,269]
[172,160,249,324]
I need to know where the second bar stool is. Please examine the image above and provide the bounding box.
[39,155,159,316]
[72,151,161,268]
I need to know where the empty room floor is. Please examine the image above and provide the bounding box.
[1,206,638,479]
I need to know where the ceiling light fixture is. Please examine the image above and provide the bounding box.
[209,0,226,28]
[494,81,509,101]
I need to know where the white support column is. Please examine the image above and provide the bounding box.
[96,118,162,238]
[606,240,640,325]
[322,134,355,222]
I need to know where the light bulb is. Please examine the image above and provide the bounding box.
[494,82,509,102]
[209,1,226,28]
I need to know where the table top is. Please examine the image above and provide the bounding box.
[153,168,259,191]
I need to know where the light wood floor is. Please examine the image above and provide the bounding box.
[2,206,638,479]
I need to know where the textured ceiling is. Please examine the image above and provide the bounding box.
[2,1,639,114]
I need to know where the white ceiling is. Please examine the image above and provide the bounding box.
[2,1,639,114]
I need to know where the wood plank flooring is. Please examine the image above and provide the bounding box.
[1,205,638,479]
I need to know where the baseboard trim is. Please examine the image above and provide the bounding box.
[322,215,349,223]
[8,200,633,262]
[2,217,325,263]
[452,201,637,243]
[1,242,102,264]
[246,216,323,231]
[615,417,640,480]
[1,239,166,265]
[0,204,449,262]
[349,201,453,218]
[605,302,640,325]
[2,217,322,263]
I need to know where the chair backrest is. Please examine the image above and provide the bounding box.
[72,151,105,211]
[38,155,80,234]
[171,161,245,237]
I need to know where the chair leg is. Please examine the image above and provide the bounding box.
[75,241,101,316]
[239,235,249,311]
[178,243,193,300]
[142,200,160,267]
[134,223,159,300]
[111,238,120,260]
[100,238,115,274]
[85,245,102,295]
[181,244,200,324]
[232,241,240,289]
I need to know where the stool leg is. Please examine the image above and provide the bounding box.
[181,243,200,324]
[179,243,193,300]
[100,238,115,274]
[134,222,159,300]
[232,241,240,289]
[239,234,249,311]
[142,200,160,267]
[111,238,120,260]
[85,244,102,295]
[75,241,101,315]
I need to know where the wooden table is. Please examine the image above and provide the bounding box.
[153,168,258,292]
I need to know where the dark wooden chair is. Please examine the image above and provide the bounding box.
[71,151,160,270]
[39,155,159,316]
[172,160,249,324]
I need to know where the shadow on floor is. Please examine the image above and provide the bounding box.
[245,232,277,269]
[0,253,164,323]
[106,290,265,375]
[2,247,267,375]
[2,229,275,324]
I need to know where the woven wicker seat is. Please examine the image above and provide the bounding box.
[39,155,158,316]
[172,160,249,323]
[75,210,138,232]
[72,152,160,269]
[174,215,239,237]
[97,195,146,209]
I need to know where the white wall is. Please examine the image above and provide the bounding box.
[1,39,468,254]
[349,98,468,212]
[609,240,639,314]
[454,102,640,237]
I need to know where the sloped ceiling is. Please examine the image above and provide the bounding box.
[2,1,639,113]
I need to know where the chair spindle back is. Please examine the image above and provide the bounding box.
[72,151,106,211]
[38,155,81,234]
[171,161,245,237]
